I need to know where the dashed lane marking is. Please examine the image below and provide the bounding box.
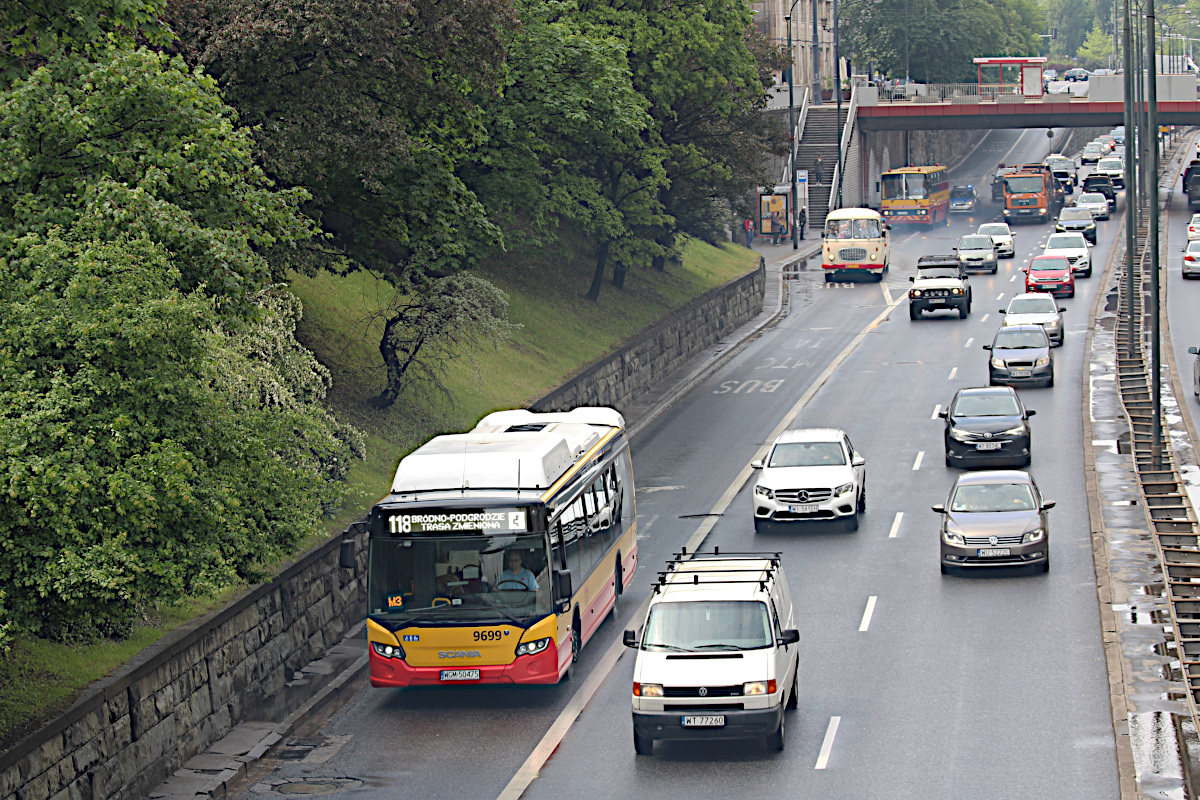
[931,404,941,419]
[859,596,878,632]
[948,366,958,379]
[888,512,903,539]
[913,451,925,470]
[815,716,842,770]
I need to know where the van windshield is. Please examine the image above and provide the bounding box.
[642,601,773,651]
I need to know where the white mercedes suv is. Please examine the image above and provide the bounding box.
[751,428,866,532]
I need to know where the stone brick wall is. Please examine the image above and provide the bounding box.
[0,523,368,800]
[532,261,766,412]
[1,261,768,800]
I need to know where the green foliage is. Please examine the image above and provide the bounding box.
[1046,0,1095,58]
[0,226,362,641]
[841,0,1045,82]
[0,44,316,314]
[1077,23,1115,68]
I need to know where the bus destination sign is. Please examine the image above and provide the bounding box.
[386,508,528,535]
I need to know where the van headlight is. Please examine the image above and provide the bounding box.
[991,357,1005,368]
[634,682,664,697]
[371,642,406,659]
[1023,528,1046,543]
[743,680,777,695]
[516,637,552,657]
[834,482,854,496]
[755,485,774,499]
[1035,355,1051,367]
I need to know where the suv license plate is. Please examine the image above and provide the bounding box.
[975,442,1003,451]
[440,670,481,681]
[682,715,726,727]
[977,548,1011,557]
[929,298,946,304]
[789,504,819,513]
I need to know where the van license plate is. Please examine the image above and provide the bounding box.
[440,670,480,681]
[977,548,1010,557]
[682,715,726,727]
[789,504,819,513]
[975,442,1002,451]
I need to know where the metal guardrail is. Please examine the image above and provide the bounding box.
[872,82,1090,104]
[1114,141,1200,735]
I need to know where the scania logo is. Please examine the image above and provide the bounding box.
[438,650,482,659]
[989,536,999,546]
[698,687,708,697]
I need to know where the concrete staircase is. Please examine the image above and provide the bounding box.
[797,105,847,230]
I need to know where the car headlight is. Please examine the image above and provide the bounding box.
[1044,318,1060,327]
[1086,223,1095,230]
[516,637,552,657]
[372,641,406,659]
[1000,426,1027,436]
[1056,225,1065,231]
[951,288,962,295]
[987,253,995,260]
[910,289,922,298]
[834,482,855,496]
[635,682,664,697]
[948,426,972,441]
[743,680,777,696]
[1023,528,1045,543]
[755,485,774,499]
[991,357,1005,368]
[942,530,965,545]
[1035,355,1050,367]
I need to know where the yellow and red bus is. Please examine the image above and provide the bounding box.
[880,165,951,226]
[361,407,636,687]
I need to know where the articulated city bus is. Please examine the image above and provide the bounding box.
[360,407,636,687]
[880,165,951,226]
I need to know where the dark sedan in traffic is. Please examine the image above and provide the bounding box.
[940,387,1035,468]
[984,325,1054,388]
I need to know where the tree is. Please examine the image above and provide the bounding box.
[1047,0,1095,58]
[1077,22,1115,68]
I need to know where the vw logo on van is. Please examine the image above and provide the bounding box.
[698,687,708,697]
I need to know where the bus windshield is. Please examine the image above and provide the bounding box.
[882,173,929,200]
[824,218,882,239]
[368,532,552,625]
[1004,175,1045,194]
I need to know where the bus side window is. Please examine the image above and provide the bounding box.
[614,451,632,527]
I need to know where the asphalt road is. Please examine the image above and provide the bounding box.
[230,127,1123,800]
[1165,135,1200,438]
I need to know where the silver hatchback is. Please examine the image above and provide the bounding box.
[935,470,1054,573]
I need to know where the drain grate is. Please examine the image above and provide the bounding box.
[253,778,363,796]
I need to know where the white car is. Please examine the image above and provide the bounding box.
[751,428,866,532]
[1189,346,1199,398]
[1000,293,1066,347]
[1043,231,1092,277]
[1094,157,1125,189]
[977,222,1015,258]
[1189,213,1200,240]
[1184,240,1200,279]
[1076,192,1110,220]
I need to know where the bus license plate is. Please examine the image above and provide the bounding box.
[682,715,726,727]
[789,504,819,513]
[440,670,481,681]
[977,548,1010,557]
[975,442,1002,451]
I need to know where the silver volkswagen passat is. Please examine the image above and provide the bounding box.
[935,471,1054,573]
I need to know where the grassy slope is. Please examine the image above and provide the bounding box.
[0,238,757,750]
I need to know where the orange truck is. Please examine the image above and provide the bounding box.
[1002,165,1064,225]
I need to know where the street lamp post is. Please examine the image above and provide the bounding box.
[786,11,799,250]
[1145,0,1164,467]
[833,0,844,209]
[811,0,822,104]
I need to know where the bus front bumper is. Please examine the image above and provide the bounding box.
[369,643,564,687]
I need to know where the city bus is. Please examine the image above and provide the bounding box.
[823,207,890,282]
[880,165,951,226]
[359,407,636,687]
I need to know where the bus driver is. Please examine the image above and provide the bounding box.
[494,550,539,592]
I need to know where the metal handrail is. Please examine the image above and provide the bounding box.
[780,87,811,185]
[829,86,860,211]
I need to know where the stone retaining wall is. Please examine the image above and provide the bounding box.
[0,260,767,800]
[533,261,766,411]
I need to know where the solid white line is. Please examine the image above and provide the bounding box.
[888,512,903,539]
[913,451,924,470]
[980,313,989,323]
[881,280,892,305]
[930,404,941,419]
[963,338,973,349]
[859,596,878,631]
[815,716,842,770]
[948,367,958,379]
[497,282,908,800]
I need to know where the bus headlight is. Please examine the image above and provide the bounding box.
[372,641,406,659]
[516,637,552,657]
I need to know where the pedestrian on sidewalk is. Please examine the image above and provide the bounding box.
[813,154,826,184]
[770,211,783,244]
[743,217,755,248]
[797,207,807,240]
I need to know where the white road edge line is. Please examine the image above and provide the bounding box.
[912,451,924,470]
[496,284,907,800]
[888,512,903,539]
[815,716,842,770]
[859,596,878,632]
[881,280,892,305]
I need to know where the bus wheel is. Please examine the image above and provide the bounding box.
[615,553,624,597]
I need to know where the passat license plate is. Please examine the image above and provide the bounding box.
[975,442,1003,451]
[682,715,726,727]
[440,670,480,681]
[789,504,819,513]
[977,548,1011,557]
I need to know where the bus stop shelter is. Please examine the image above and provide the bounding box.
[973,56,1048,97]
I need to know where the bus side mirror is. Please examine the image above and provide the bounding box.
[623,629,639,648]
[554,568,573,599]
[339,538,356,570]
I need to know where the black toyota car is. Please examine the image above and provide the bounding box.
[939,386,1035,468]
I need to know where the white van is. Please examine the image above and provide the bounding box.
[624,552,799,755]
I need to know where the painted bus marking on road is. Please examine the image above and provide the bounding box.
[758,356,810,369]
[713,379,786,394]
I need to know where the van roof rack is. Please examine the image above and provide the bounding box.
[653,547,783,593]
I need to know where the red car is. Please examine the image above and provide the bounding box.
[1024,255,1075,298]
